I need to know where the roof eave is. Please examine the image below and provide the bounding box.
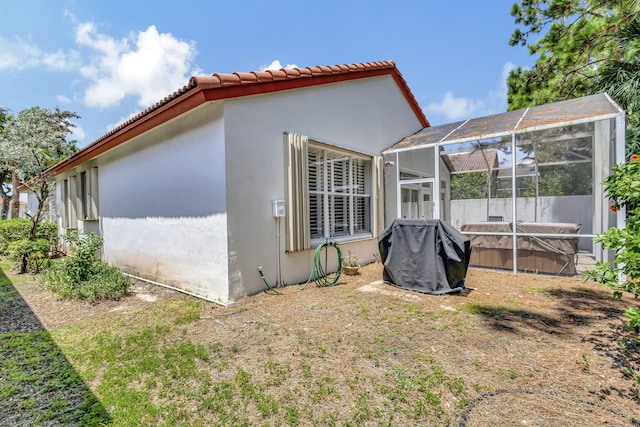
[46,61,428,179]
[50,89,207,176]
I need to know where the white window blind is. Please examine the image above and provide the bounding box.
[308,144,374,241]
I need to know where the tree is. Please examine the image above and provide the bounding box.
[0,107,79,272]
[507,0,640,154]
[450,172,490,200]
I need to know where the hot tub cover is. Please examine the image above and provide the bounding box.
[378,219,471,294]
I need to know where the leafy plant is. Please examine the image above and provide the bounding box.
[6,239,51,273]
[624,308,640,335]
[0,219,57,254]
[0,219,58,272]
[344,251,360,268]
[584,155,640,329]
[40,231,131,302]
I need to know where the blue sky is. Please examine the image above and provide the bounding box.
[0,0,534,148]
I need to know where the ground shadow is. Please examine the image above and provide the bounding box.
[469,287,626,336]
[0,267,110,426]
[469,285,640,400]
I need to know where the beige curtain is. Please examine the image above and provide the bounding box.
[68,176,78,227]
[372,156,384,237]
[61,179,68,228]
[88,167,99,220]
[285,132,310,252]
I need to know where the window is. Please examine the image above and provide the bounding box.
[308,145,372,241]
[285,132,382,252]
[61,167,99,228]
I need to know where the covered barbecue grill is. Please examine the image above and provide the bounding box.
[378,219,471,295]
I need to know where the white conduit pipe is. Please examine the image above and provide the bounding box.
[122,272,229,306]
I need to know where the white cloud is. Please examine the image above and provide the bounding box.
[261,60,298,71]
[425,62,520,122]
[488,61,518,110]
[425,91,486,121]
[68,124,86,142]
[75,21,200,109]
[57,95,72,104]
[0,36,79,71]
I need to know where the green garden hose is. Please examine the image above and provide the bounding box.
[258,266,283,294]
[301,241,343,289]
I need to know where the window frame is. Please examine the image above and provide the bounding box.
[308,141,373,245]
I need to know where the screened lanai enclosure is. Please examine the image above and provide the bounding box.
[383,93,626,275]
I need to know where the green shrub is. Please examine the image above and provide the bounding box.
[0,219,31,253]
[584,154,640,332]
[6,238,51,273]
[41,231,132,302]
[0,219,58,254]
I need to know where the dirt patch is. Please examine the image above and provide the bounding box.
[13,277,180,329]
[9,263,640,425]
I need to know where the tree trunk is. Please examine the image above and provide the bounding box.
[0,196,8,220]
[20,183,49,274]
[0,170,9,220]
[10,171,20,219]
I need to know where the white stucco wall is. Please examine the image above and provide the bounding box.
[58,102,230,304]
[222,75,423,299]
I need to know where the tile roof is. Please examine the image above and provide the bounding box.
[442,150,499,173]
[48,61,428,176]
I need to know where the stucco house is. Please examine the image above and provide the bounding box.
[43,61,428,305]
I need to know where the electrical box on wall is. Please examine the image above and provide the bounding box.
[272,200,285,217]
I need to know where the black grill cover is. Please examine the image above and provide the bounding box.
[378,219,471,294]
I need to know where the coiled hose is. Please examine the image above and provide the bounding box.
[301,241,343,289]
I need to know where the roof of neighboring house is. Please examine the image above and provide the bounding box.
[47,60,428,178]
[0,197,27,205]
[442,150,499,173]
[386,93,624,153]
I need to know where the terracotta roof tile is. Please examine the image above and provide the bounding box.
[252,71,273,82]
[284,68,301,77]
[234,72,258,83]
[46,60,428,176]
[266,69,287,80]
[216,73,241,86]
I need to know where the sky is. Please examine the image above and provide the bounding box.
[0,0,535,148]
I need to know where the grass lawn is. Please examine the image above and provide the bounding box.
[1,257,639,426]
